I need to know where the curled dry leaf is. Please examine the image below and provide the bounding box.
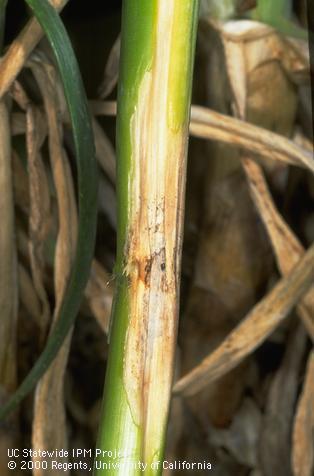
[11,81,51,338]
[242,159,314,340]
[29,55,78,474]
[190,106,314,173]
[0,101,19,475]
[11,81,48,147]
[218,20,309,87]
[174,241,314,397]
[220,17,304,210]
[292,351,314,476]
[25,106,51,337]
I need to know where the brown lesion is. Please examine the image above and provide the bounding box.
[143,257,153,286]
[126,246,168,289]
[127,255,153,288]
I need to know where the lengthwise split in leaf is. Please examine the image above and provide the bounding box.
[0,0,98,420]
[95,1,199,474]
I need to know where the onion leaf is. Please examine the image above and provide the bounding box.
[0,0,98,420]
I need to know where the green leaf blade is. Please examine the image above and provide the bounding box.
[0,0,98,420]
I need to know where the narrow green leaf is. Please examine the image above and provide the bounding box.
[0,0,98,420]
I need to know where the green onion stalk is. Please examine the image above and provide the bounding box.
[95,1,199,475]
